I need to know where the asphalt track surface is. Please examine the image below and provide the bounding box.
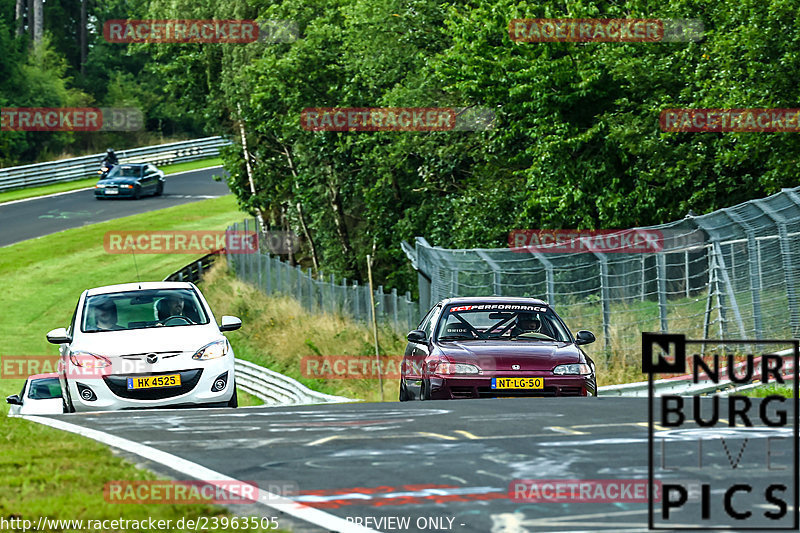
[43,397,798,532]
[0,167,230,248]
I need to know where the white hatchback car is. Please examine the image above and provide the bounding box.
[46,281,241,413]
[6,373,64,416]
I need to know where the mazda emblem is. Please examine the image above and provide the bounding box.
[511,364,520,370]
[146,353,158,364]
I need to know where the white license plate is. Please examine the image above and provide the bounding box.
[105,189,118,195]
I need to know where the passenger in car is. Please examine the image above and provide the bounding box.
[93,299,123,331]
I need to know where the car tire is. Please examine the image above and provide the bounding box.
[420,379,431,401]
[133,186,141,200]
[399,379,409,402]
[227,382,238,408]
[155,182,164,196]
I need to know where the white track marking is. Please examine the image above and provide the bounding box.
[26,415,379,533]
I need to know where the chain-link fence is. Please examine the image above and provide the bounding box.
[226,219,419,333]
[401,186,800,355]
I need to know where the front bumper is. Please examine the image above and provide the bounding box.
[94,186,135,198]
[65,355,235,412]
[428,373,596,399]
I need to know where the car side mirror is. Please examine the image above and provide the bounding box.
[46,328,72,344]
[219,316,242,332]
[407,329,426,343]
[6,394,21,405]
[575,330,596,346]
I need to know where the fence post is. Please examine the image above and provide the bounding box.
[266,251,272,294]
[354,279,360,319]
[722,208,762,338]
[406,291,413,331]
[593,252,612,352]
[684,250,690,298]
[753,198,800,336]
[530,251,554,305]
[296,264,303,305]
[257,248,262,291]
[243,219,249,282]
[392,288,398,330]
[656,252,668,333]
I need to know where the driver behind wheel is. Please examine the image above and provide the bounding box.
[512,313,542,336]
[156,294,185,321]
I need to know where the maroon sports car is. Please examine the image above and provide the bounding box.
[400,297,597,400]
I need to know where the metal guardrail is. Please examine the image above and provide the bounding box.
[235,359,352,405]
[0,136,231,192]
[598,349,795,397]
[163,251,220,283]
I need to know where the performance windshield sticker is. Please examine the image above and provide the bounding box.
[449,305,548,312]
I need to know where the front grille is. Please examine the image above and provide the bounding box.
[103,369,203,400]
[119,351,182,361]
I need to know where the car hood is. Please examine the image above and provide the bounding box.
[436,340,583,371]
[98,176,138,185]
[71,324,222,356]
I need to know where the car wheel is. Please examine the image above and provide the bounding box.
[155,182,164,196]
[399,379,409,402]
[133,186,141,200]
[227,382,238,408]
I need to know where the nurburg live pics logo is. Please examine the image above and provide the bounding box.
[643,332,799,530]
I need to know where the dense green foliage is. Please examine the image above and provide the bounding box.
[5,0,800,294]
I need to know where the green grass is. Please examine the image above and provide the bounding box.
[199,261,408,402]
[0,195,292,532]
[0,157,223,205]
[740,384,796,398]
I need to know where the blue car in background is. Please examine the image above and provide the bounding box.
[94,163,165,200]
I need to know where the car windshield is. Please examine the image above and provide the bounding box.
[107,165,142,178]
[437,303,571,342]
[28,378,62,400]
[81,289,209,332]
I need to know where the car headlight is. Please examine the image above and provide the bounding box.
[120,184,133,189]
[192,339,230,360]
[552,363,592,375]
[69,351,111,368]
[95,184,105,188]
[434,362,481,375]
